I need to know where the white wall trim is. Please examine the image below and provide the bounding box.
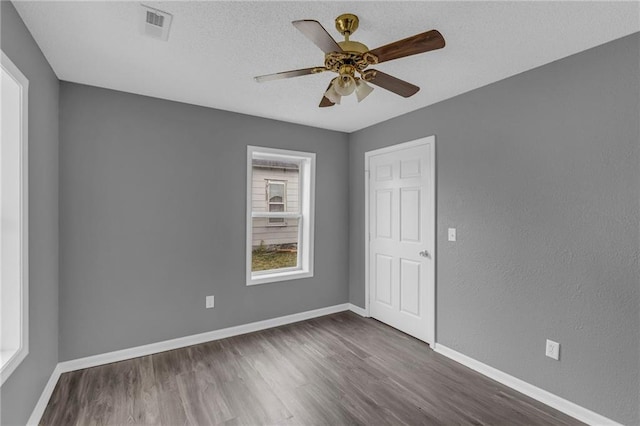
[27,303,352,424]
[0,50,30,387]
[433,344,623,426]
[246,145,316,286]
[348,303,369,317]
[26,364,62,426]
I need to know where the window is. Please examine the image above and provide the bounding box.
[246,146,315,285]
[0,52,29,385]
[267,180,286,226]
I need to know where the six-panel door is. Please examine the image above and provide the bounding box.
[369,141,434,343]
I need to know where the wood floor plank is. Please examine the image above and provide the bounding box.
[40,371,83,425]
[77,363,119,425]
[175,370,233,425]
[137,355,162,424]
[41,312,584,426]
[153,350,191,426]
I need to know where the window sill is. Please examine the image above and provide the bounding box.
[0,347,28,386]
[247,269,313,286]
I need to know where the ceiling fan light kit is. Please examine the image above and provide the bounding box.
[255,13,445,108]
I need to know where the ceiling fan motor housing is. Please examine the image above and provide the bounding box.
[324,50,378,75]
[323,13,377,78]
[338,40,369,54]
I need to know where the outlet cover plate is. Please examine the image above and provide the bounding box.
[448,228,457,242]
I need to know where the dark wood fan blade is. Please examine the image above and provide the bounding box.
[255,67,324,83]
[367,70,420,97]
[368,30,445,64]
[292,20,342,54]
[319,82,335,108]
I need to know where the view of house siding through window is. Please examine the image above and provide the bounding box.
[251,159,300,271]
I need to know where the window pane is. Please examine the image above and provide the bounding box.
[252,159,299,215]
[268,201,285,225]
[269,183,285,201]
[251,217,299,272]
[2,66,24,353]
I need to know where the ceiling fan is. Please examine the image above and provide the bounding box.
[254,13,445,107]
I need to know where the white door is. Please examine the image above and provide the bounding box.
[367,138,435,344]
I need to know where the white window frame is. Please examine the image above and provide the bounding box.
[266,180,287,226]
[0,51,29,386]
[246,146,315,286]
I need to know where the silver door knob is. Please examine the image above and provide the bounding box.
[419,250,430,258]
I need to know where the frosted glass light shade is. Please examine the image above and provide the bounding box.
[334,74,356,96]
[355,79,374,102]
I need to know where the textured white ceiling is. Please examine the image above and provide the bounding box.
[13,1,640,132]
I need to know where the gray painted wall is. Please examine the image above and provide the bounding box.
[0,2,59,425]
[2,3,636,422]
[348,33,640,425]
[59,82,350,361]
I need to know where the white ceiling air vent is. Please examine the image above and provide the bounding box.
[140,4,173,41]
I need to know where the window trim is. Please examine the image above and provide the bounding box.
[0,51,29,386]
[246,146,315,286]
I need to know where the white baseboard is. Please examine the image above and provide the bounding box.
[26,364,63,426]
[59,303,351,373]
[29,309,619,426]
[348,303,368,317]
[432,344,622,426]
[28,303,351,425]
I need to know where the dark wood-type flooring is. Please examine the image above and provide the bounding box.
[41,312,583,425]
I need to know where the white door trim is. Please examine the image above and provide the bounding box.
[364,136,436,343]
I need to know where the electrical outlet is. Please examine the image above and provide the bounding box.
[545,339,560,360]
[448,228,457,242]
[206,295,215,309]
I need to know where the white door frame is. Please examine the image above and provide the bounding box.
[364,136,436,343]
